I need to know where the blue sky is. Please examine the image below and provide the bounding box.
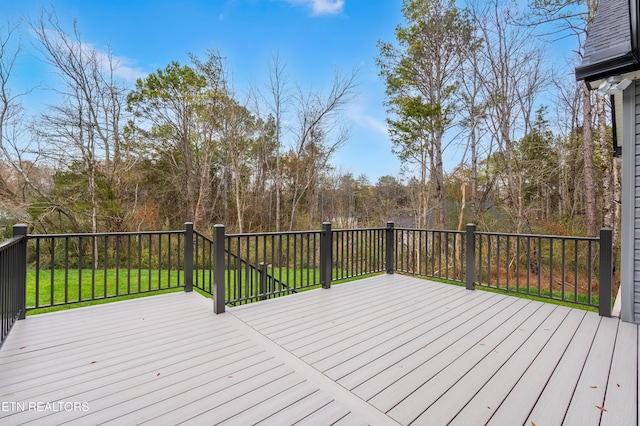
[2,0,581,182]
[2,0,405,181]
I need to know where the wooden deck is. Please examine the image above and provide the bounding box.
[0,274,637,425]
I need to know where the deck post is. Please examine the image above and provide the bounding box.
[599,227,613,317]
[321,222,332,289]
[259,262,268,300]
[14,224,27,320]
[184,222,194,293]
[386,221,395,274]
[213,224,226,314]
[466,223,476,290]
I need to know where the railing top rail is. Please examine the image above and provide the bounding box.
[21,226,598,243]
[475,231,599,242]
[0,235,24,250]
[27,230,185,239]
[332,227,387,232]
[194,230,213,243]
[394,227,465,234]
[226,230,323,238]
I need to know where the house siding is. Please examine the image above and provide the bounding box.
[621,80,638,322]
[632,81,640,322]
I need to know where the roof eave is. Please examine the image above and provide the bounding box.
[576,51,640,88]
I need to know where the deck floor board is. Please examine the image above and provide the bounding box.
[525,313,603,424]
[0,275,636,425]
[563,317,621,425]
[448,305,572,425]
[486,308,587,425]
[600,320,638,425]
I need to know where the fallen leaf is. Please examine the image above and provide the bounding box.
[590,385,597,389]
[532,422,537,426]
[19,346,26,350]
[617,384,621,388]
[227,375,233,378]
[157,373,160,376]
[596,405,607,412]
[422,344,428,349]
[90,361,96,364]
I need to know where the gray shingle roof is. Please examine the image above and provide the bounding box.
[575,0,639,82]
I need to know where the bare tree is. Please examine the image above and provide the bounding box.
[469,0,545,233]
[582,5,604,236]
[0,20,24,205]
[286,68,358,230]
[459,26,490,225]
[524,0,599,235]
[30,10,130,233]
[263,53,289,231]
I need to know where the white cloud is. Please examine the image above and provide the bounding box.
[35,28,146,82]
[73,44,147,82]
[360,115,388,135]
[285,0,345,16]
[105,53,147,82]
[348,105,388,136]
[311,0,344,15]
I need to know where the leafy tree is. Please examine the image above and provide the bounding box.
[377,0,474,229]
[127,61,210,227]
[517,106,560,220]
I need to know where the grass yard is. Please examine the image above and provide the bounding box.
[26,268,187,314]
[25,266,326,313]
[25,266,602,316]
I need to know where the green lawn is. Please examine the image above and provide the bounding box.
[27,288,185,315]
[25,267,603,315]
[25,266,324,313]
[423,275,600,312]
[26,268,186,314]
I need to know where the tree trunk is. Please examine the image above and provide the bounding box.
[582,82,598,236]
[275,150,281,232]
[182,131,195,224]
[232,155,244,233]
[194,137,211,229]
[598,95,613,228]
[457,166,466,231]
[470,125,482,224]
[613,154,621,276]
[421,145,429,228]
[434,137,445,230]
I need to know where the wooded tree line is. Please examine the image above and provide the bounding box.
[0,1,619,249]
[376,0,618,242]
